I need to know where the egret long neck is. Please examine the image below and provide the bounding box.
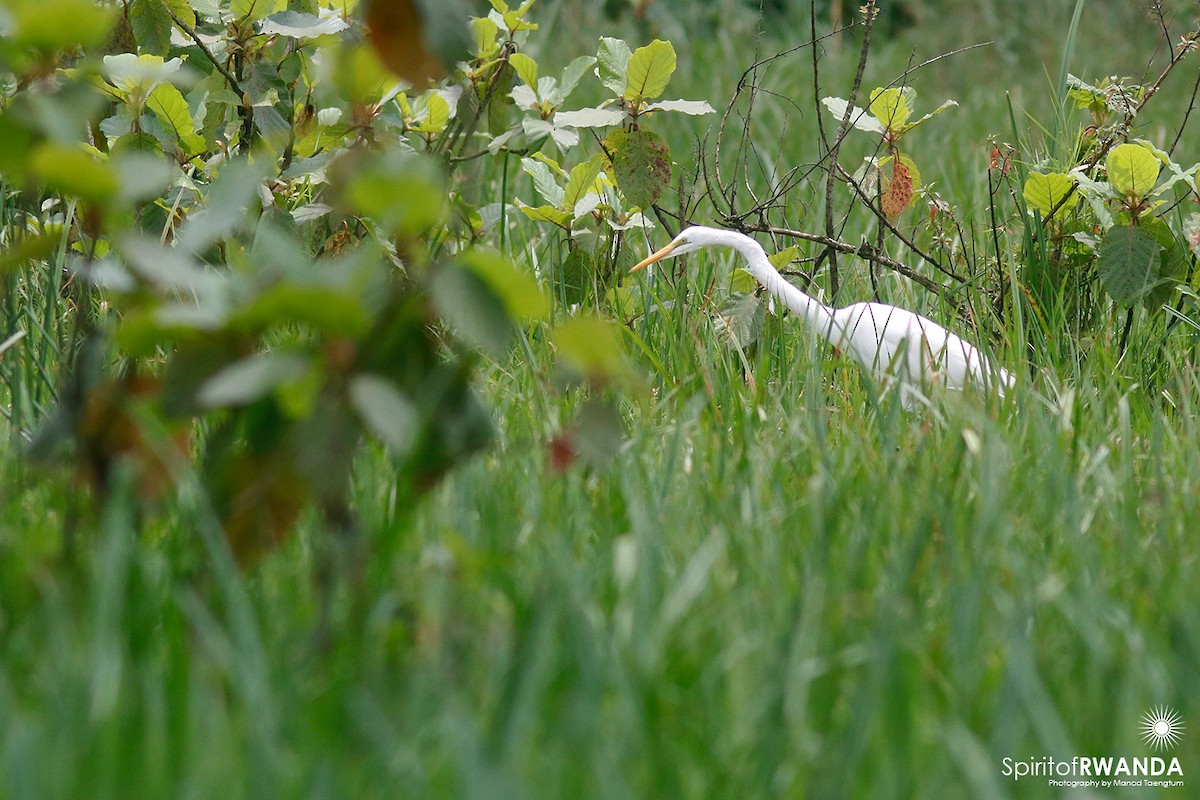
[733,239,839,340]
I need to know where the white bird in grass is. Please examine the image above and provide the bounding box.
[631,226,1013,406]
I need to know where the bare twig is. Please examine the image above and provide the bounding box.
[169,10,243,95]
[739,222,963,311]
[822,0,877,297]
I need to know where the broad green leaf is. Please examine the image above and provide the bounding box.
[1107,143,1160,198]
[230,284,370,337]
[554,314,629,382]
[198,352,309,408]
[430,262,515,357]
[715,292,765,349]
[562,154,605,214]
[558,56,596,99]
[470,16,499,57]
[32,143,119,206]
[609,129,671,210]
[516,201,571,228]
[232,0,286,23]
[623,39,676,103]
[520,156,565,208]
[349,375,419,454]
[554,106,625,129]
[868,87,913,131]
[729,268,758,295]
[1097,225,1160,305]
[821,96,885,134]
[597,37,632,96]
[459,248,550,320]
[10,0,116,50]
[767,246,801,271]
[1023,172,1076,220]
[508,53,539,90]
[177,159,272,253]
[146,83,205,155]
[412,93,450,132]
[571,397,624,468]
[529,152,566,176]
[129,0,172,56]
[261,10,349,38]
[643,99,716,116]
[900,99,958,133]
[555,247,592,306]
[342,151,447,236]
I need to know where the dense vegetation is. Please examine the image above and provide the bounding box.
[2,0,1199,796]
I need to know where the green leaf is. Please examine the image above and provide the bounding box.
[129,0,172,56]
[555,247,592,306]
[231,0,286,23]
[470,17,499,57]
[820,96,884,134]
[610,129,671,210]
[767,245,801,271]
[230,284,371,338]
[1023,172,1076,220]
[868,87,913,131]
[349,374,418,455]
[198,352,309,408]
[508,52,539,90]
[554,314,629,382]
[571,397,624,468]
[10,0,116,51]
[597,37,632,96]
[31,143,119,206]
[623,39,676,103]
[901,99,958,134]
[715,291,765,349]
[643,99,716,116]
[411,92,450,133]
[341,151,447,236]
[459,248,550,320]
[558,56,596,100]
[520,156,565,208]
[1107,143,1160,199]
[554,106,625,129]
[146,83,204,155]
[261,11,349,38]
[516,202,572,228]
[430,262,515,357]
[562,154,605,215]
[1097,225,1161,305]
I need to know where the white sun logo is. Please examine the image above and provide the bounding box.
[1140,706,1185,751]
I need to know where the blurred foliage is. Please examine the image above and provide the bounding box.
[0,0,643,562]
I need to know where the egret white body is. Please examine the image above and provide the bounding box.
[631,226,1012,406]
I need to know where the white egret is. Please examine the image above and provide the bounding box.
[631,226,1012,406]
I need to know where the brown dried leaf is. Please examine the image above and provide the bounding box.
[881,158,913,218]
[366,0,444,85]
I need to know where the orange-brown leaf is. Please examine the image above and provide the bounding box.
[366,0,444,85]
[881,159,914,218]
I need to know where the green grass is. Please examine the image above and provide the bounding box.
[4,2,1200,797]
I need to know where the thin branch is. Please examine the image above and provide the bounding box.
[740,222,962,310]
[822,0,876,298]
[836,162,965,281]
[169,10,243,95]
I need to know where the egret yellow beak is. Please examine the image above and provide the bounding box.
[630,241,678,273]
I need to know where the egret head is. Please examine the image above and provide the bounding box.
[630,226,743,273]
